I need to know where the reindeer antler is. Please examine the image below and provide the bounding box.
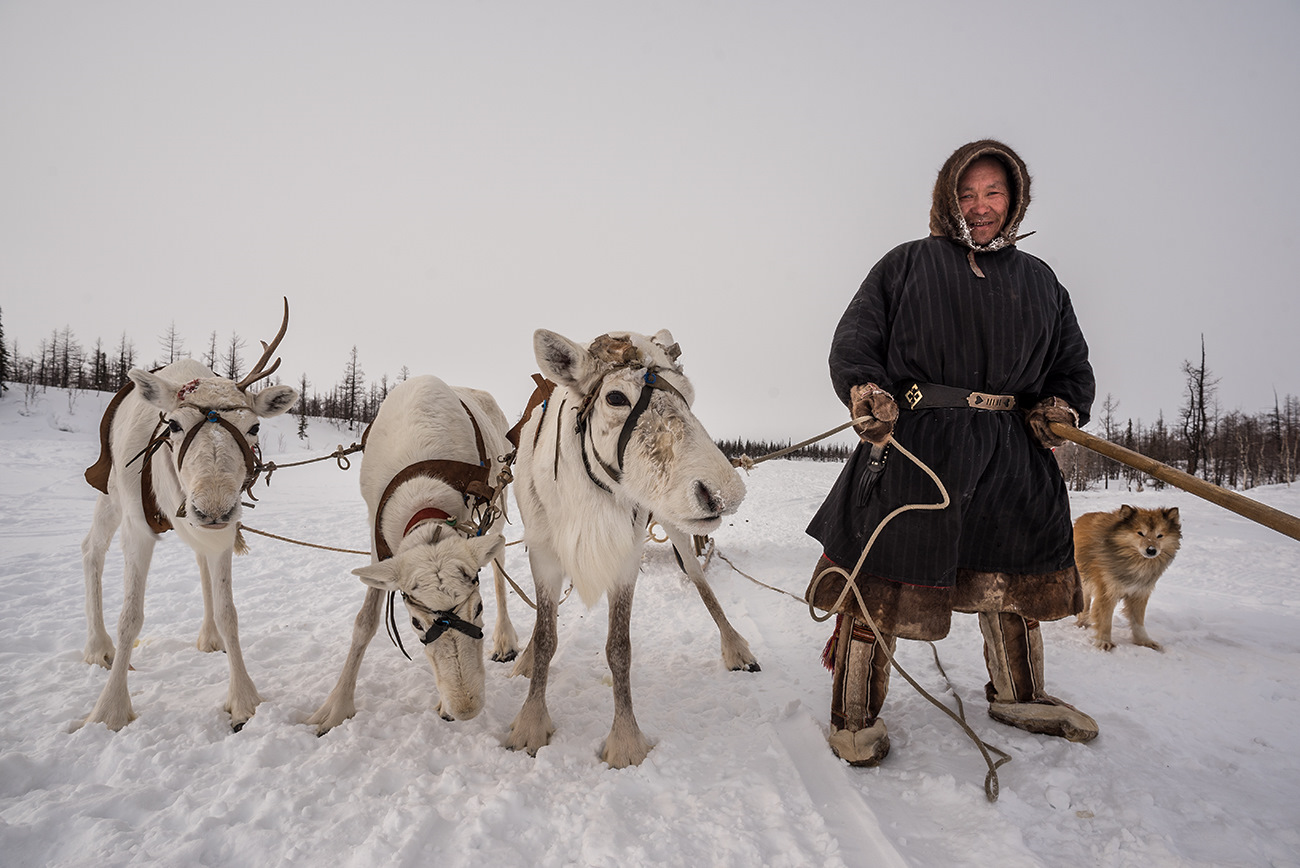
[238,297,290,391]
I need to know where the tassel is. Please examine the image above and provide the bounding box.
[821,613,844,672]
[234,528,250,556]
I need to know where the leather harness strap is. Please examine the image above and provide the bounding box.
[372,400,494,562]
[506,374,556,449]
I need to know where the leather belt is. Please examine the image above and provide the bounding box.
[896,381,1018,411]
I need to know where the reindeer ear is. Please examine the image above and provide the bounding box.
[469,534,505,569]
[129,369,182,412]
[352,560,404,591]
[534,329,597,391]
[253,385,299,418]
[651,329,682,362]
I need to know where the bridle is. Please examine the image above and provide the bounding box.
[125,395,263,530]
[387,588,485,661]
[572,365,689,493]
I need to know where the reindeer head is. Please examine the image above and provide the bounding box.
[129,300,298,535]
[534,328,745,536]
[353,526,504,721]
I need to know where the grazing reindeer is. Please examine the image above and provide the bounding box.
[506,329,747,767]
[79,300,298,731]
[307,376,510,734]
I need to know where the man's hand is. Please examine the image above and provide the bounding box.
[850,383,898,445]
[1026,397,1079,448]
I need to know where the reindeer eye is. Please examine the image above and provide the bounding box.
[411,618,421,630]
[475,603,483,619]
[247,423,260,436]
[168,419,183,434]
[606,391,630,407]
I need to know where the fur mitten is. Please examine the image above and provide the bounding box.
[1026,397,1079,447]
[850,384,898,445]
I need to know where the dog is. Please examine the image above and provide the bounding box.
[1074,505,1182,651]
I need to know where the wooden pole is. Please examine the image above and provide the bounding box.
[1050,422,1300,543]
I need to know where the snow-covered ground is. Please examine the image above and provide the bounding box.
[2,386,1298,867]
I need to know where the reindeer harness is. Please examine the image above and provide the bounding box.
[87,379,263,534]
[515,336,689,496]
[372,400,498,656]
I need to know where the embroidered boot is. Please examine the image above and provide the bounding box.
[827,614,894,766]
[979,612,1098,743]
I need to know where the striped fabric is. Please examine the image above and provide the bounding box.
[807,237,1095,588]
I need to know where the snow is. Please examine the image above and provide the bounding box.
[2,386,1299,867]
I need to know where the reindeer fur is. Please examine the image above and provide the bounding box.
[79,358,298,731]
[307,376,511,735]
[506,329,748,767]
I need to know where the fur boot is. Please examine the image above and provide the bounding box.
[980,612,1098,742]
[828,614,894,766]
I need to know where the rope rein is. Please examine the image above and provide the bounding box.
[237,414,1007,799]
[792,424,1009,801]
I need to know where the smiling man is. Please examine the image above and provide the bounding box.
[805,139,1098,767]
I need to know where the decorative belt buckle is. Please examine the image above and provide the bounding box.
[905,384,923,409]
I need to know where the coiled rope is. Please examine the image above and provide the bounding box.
[795,427,1010,802]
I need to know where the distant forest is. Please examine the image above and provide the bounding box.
[2,312,1296,491]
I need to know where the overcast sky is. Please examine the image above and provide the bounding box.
[2,1,1297,442]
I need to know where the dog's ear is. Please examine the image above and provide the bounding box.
[1163,506,1180,528]
[1117,504,1137,521]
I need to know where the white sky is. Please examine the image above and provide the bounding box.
[2,0,1297,441]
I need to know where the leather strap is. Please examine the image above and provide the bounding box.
[896,381,1018,412]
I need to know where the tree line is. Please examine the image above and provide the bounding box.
[3,312,1296,490]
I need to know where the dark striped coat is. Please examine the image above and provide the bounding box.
[806,235,1095,590]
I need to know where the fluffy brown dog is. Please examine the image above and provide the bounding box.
[1074,505,1182,651]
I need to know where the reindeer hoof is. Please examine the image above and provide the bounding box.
[732,661,761,673]
[491,650,518,663]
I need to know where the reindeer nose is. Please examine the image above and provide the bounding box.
[695,481,723,515]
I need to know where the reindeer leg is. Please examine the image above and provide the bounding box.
[506,548,559,754]
[195,554,225,653]
[82,523,155,730]
[489,557,519,663]
[308,586,385,735]
[601,579,652,768]
[661,521,759,672]
[207,549,260,730]
[81,493,119,668]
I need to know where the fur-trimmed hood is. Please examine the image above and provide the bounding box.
[928,139,1032,254]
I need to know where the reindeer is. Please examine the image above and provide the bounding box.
[506,329,748,767]
[307,375,510,735]
[79,300,298,731]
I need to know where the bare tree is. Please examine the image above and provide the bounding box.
[223,332,246,381]
[203,330,219,372]
[159,321,186,365]
[296,372,310,440]
[1180,335,1218,477]
[113,332,136,389]
[0,307,9,394]
[342,346,364,430]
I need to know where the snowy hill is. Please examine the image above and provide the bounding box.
[2,386,1298,867]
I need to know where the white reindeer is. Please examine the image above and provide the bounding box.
[79,301,298,731]
[506,329,748,767]
[307,375,511,734]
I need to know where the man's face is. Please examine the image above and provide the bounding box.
[957,157,1011,246]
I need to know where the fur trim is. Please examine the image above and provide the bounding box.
[928,139,1032,251]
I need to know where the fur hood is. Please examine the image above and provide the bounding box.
[928,139,1032,254]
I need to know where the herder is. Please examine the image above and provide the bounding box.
[806,139,1098,766]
